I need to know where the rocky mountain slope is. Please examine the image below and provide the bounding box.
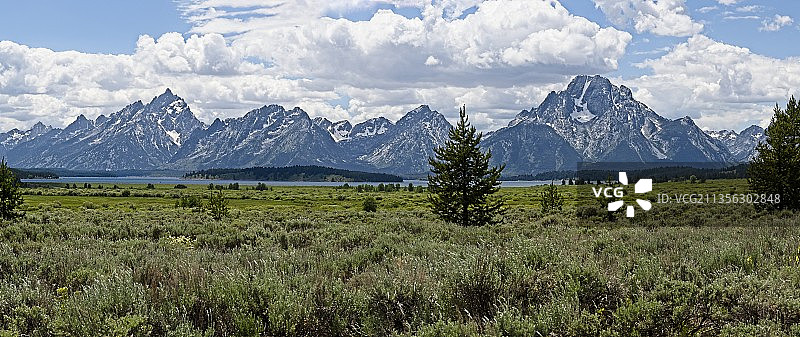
[498,75,731,164]
[1,76,764,176]
[6,89,203,170]
[170,105,343,170]
[0,122,51,156]
[706,125,766,162]
[349,106,450,176]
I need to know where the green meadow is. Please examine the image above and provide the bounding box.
[2,179,800,336]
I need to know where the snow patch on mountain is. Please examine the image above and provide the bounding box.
[507,75,732,163]
[165,130,181,145]
[6,89,203,170]
[705,125,765,162]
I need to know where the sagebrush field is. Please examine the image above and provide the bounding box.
[2,180,800,336]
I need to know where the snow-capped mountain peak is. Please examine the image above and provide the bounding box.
[705,125,765,162]
[706,129,738,143]
[351,117,393,140]
[493,75,732,167]
[312,117,353,142]
[1,83,759,175]
[5,89,203,170]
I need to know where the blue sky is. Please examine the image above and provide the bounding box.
[0,0,190,54]
[0,0,798,133]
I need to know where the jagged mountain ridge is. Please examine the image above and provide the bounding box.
[168,105,447,175]
[169,105,345,170]
[1,76,764,176]
[352,105,450,175]
[500,75,731,164]
[2,92,451,175]
[706,125,765,162]
[312,116,394,143]
[0,122,51,155]
[6,89,204,170]
[312,117,353,142]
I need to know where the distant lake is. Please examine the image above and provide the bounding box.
[21,176,552,188]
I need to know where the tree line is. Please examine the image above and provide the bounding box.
[184,165,403,182]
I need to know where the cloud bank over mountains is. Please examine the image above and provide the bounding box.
[0,0,797,133]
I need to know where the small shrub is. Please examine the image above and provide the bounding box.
[363,197,378,212]
[176,195,204,210]
[208,190,229,220]
[576,205,599,219]
[540,182,564,214]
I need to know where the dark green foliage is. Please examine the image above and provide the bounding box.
[354,184,411,193]
[527,164,750,183]
[8,168,58,179]
[185,165,403,182]
[540,182,564,214]
[0,158,23,220]
[174,184,188,189]
[255,182,269,191]
[750,96,800,210]
[176,195,204,210]
[362,196,378,212]
[146,183,155,189]
[428,106,504,226]
[207,190,229,220]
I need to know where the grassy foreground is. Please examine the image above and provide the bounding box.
[2,180,800,336]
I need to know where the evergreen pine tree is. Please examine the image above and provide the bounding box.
[207,190,229,220]
[540,182,564,214]
[749,96,800,210]
[0,158,24,220]
[428,106,504,226]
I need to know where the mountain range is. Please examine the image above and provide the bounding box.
[0,76,765,177]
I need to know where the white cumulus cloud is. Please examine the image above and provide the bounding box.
[224,1,631,88]
[760,15,794,32]
[625,35,800,131]
[593,0,703,37]
[0,35,337,130]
